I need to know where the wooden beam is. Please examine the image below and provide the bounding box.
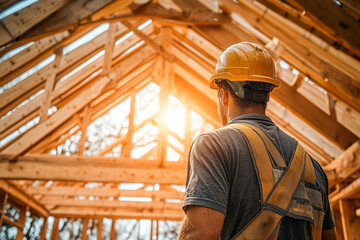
[217,0,360,112]
[1,45,156,156]
[120,89,136,159]
[0,0,69,47]
[49,207,184,221]
[39,216,48,240]
[324,140,360,188]
[15,204,29,240]
[81,218,89,240]
[51,217,60,240]
[174,26,356,149]
[19,0,115,41]
[292,0,360,51]
[0,32,68,79]
[110,218,116,240]
[77,105,91,156]
[339,199,360,240]
[330,177,360,204]
[122,21,175,63]
[275,67,357,150]
[339,0,360,15]
[102,23,116,76]
[97,219,103,240]
[0,155,186,184]
[26,186,184,199]
[39,46,63,122]
[41,198,182,210]
[0,180,48,217]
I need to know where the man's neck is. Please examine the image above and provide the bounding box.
[227,107,266,123]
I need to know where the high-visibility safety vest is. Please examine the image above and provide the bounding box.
[227,123,324,240]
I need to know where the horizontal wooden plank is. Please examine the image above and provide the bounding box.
[0,158,187,184]
[41,198,182,209]
[49,206,184,220]
[26,186,184,199]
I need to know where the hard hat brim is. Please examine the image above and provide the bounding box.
[209,72,281,90]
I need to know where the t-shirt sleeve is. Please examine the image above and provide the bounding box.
[183,133,230,215]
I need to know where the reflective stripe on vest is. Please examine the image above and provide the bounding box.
[227,123,324,240]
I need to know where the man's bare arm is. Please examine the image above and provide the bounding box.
[178,205,225,240]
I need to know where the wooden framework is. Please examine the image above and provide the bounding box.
[0,0,360,238]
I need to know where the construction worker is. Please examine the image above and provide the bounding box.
[178,42,336,240]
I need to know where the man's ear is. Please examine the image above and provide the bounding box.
[219,88,229,106]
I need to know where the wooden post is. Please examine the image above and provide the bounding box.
[137,220,140,240]
[39,46,63,122]
[15,204,29,240]
[81,218,89,240]
[102,23,116,76]
[184,102,191,162]
[158,27,173,167]
[150,219,153,240]
[326,94,337,119]
[97,218,103,240]
[40,217,48,240]
[78,105,92,156]
[51,217,60,240]
[121,89,136,158]
[339,199,360,240]
[0,192,8,227]
[156,220,159,240]
[110,219,116,240]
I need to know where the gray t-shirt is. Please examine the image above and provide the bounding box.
[183,114,335,239]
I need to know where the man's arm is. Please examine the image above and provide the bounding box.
[178,205,225,240]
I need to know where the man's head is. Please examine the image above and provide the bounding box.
[209,42,280,125]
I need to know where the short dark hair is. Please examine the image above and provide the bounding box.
[217,80,267,109]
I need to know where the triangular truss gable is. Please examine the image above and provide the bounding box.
[1,0,360,238]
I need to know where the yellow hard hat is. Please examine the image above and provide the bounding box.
[209,42,280,89]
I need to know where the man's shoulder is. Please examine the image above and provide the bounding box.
[194,126,247,146]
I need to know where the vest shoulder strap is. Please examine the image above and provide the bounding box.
[228,123,307,240]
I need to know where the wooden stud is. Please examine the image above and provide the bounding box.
[184,102,191,162]
[0,191,8,227]
[39,217,48,240]
[102,23,116,76]
[121,89,136,159]
[326,94,337,119]
[110,218,116,240]
[78,105,92,156]
[290,73,305,90]
[51,217,60,240]
[39,46,63,122]
[97,218,103,240]
[81,218,89,240]
[339,199,360,240]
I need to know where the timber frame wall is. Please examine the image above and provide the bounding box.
[0,0,360,239]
